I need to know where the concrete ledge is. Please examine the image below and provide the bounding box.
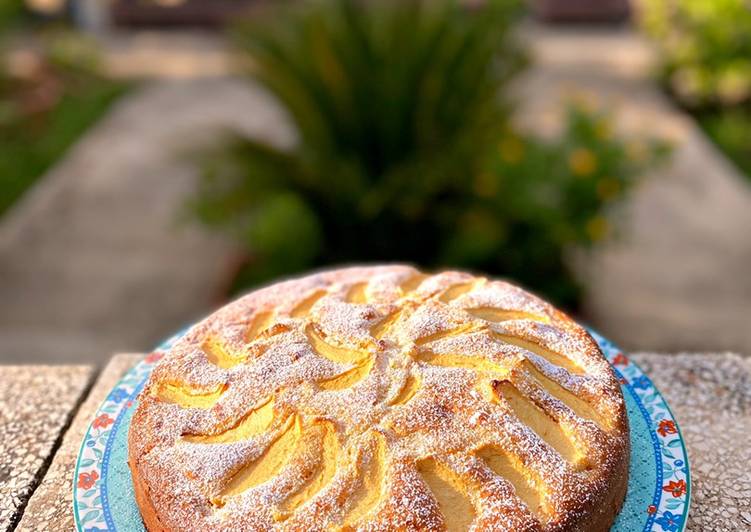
[16,354,142,532]
[0,365,94,530]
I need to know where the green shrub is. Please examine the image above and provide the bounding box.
[0,0,26,33]
[193,0,668,308]
[698,108,751,179]
[639,0,751,182]
[475,104,670,304]
[638,0,751,108]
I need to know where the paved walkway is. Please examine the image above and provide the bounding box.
[0,78,291,363]
[102,31,241,79]
[1,26,749,363]
[516,24,751,356]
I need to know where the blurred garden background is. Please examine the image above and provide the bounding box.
[0,0,749,364]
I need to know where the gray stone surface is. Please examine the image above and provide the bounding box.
[15,355,140,532]
[0,78,292,364]
[0,365,94,531]
[631,352,751,531]
[515,24,751,357]
[103,31,241,80]
[9,352,751,530]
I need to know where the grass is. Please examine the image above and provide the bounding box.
[0,81,126,215]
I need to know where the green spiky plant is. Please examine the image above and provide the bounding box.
[194,0,525,279]
[193,0,668,308]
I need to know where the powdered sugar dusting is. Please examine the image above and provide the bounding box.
[130,265,629,531]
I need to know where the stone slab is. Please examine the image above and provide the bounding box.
[16,355,142,532]
[0,365,94,531]
[10,352,751,531]
[631,353,751,531]
[102,31,240,80]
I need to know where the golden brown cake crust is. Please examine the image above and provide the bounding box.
[128,265,629,531]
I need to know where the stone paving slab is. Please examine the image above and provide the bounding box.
[9,352,751,531]
[0,365,94,531]
[103,31,241,80]
[0,78,292,364]
[515,24,751,357]
[16,355,140,532]
[631,353,751,531]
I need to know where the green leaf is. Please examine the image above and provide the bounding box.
[81,509,100,524]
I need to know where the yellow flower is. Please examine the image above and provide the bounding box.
[499,136,524,164]
[473,172,498,198]
[568,91,597,113]
[717,67,751,106]
[586,216,610,242]
[568,148,597,177]
[626,140,649,163]
[597,177,621,201]
[595,118,613,140]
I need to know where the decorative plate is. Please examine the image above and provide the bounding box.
[73,330,690,532]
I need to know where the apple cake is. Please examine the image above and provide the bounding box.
[128,265,629,531]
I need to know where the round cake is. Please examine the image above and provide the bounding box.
[128,265,629,531]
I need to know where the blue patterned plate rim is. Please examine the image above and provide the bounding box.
[73,328,690,532]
